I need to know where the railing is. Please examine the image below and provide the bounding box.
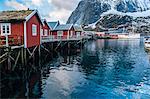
[41,35,83,43]
[0,35,23,47]
[41,35,54,43]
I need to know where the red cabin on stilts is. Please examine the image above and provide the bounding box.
[52,24,76,41]
[41,19,52,43]
[0,10,43,48]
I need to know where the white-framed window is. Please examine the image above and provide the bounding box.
[32,24,37,36]
[57,31,63,36]
[70,31,73,37]
[77,32,81,37]
[0,23,11,36]
[44,29,48,36]
[40,25,43,36]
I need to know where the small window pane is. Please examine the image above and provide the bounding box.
[7,26,9,33]
[57,31,63,36]
[32,24,37,36]
[44,29,48,36]
[1,23,11,35]
[2,26,5,34]
[2,26,5,30]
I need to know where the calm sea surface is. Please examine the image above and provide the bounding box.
[1,39,150,99]
[41,39,150,99]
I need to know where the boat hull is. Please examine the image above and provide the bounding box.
[118,34,140,39]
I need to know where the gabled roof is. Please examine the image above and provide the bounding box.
[0,10,33,22]
[42,19,51,29]
[48,21,60,30]
[0,10,43,24]
[73,25,83,32]
[54,24,73,31]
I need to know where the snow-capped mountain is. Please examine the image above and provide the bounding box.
[67,0,150,25]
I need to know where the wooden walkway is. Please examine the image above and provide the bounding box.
[41,35,90,43]
[0,34,91,71]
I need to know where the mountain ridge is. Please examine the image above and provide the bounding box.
[67,0,150,25]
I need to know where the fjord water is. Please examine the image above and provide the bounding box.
[1,39,150,98]
[41,39,150,99]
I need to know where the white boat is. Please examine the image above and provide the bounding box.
[118,24,141,39]
[144,37,150,50]
[118,33,140,39]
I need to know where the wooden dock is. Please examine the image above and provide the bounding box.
[0,34,91,71]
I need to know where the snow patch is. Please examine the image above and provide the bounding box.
[101,9,150,18]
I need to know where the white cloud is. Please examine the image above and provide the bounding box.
[5,0,28,10]
[47,0,80,23]
[31,0,42,6]
[4,0,80,23]
[48,9,72,23]
[51,0,79,10]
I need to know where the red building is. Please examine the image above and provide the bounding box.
[0,10,43,48]
[41,19,51,37]
[52,24,76,40]
[73,25,83,38]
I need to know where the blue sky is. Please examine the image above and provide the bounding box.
[0,0,80,23]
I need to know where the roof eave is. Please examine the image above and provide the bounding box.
[25,10,43,25]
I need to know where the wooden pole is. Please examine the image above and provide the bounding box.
[68,42,70,55]
[21,47,24,66]
[7,48,11,70]
[12,50,21,71]
[33,50,35,67]
[24,48,27,66]
[5,35,9,47]
[38,45,41,67]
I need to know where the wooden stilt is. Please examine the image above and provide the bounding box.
[38,45,41,67]
[27,46,38,60]
[21,48,24,66]
[68,42,70,55]
[0,58,7,64]
[33,52,35,67]
[7,48,11,70]
[12,51,21,71]
[41,45,50,53]
[55,41,61,50]
[51,43,54,57]
[24,48,27,66]
[0,52,8,59]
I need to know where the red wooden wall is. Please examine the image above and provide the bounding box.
[26,14,41,48]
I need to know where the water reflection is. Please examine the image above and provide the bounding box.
[1,66,42,98]
[41,39,150,99]
[1,39,150,99]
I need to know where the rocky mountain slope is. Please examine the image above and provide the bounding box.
[67,0,150,25]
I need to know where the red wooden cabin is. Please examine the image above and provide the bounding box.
[41,19,52,43]
[0,10,43,48]
[41,19,51,37]
[73,25,83,38]
[52,24,76,40]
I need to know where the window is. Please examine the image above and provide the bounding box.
[44,29,48,36]
[70,31,73,37]
[0,23,11,36]
[57,31,63,36]
[32,24,37,36]
[77,32,81,37]
[40,26,43,36]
